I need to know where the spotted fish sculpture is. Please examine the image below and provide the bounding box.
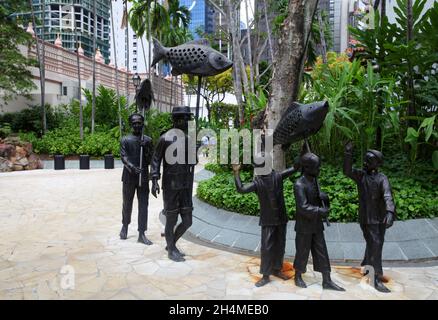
[273,101,329,149]
[151,38,233,77]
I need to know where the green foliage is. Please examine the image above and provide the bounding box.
[0,0,37,104]
[404,115,438,168]
[19,120,120,157]
[14,104,174,157]
[129,0,192,47]
[209,102,239,129]
[143,109,173,144]
[198,164,438,222]
[0,104,68,136]
[0,122,12,139]
[82,85,129,132]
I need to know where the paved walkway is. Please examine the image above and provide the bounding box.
[0,167,437,299]
[192,170,438,263]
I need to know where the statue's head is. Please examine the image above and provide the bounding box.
[171,106,193,131]
[129,113,144,135]
[364,149,383,171]
[300,152,321,177]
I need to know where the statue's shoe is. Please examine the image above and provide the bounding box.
[322,280,346,291]
[294,276,307,288]
[119,225,128,240]
[165,246,186,257]
[138,234,153,245]
[375,279,391,293]
[168,250,185,262]
[255,277,270,287]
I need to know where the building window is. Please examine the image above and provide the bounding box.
[133,34,137,39]
[133,58,137,63]
[133,42,137,47]
[133,66,137,70]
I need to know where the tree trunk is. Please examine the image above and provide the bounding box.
[244,0,255,99]
[262,0,275,70]
[264,0,319,170]
[110,0,122,138]
[208,0,248,125]
[92,0,97,134]
[74,10,84,140]
[226,1,245,125]
[381,0,386,17]
[29,0,46,135]
[317,10,327,64]
[206,100,212,123]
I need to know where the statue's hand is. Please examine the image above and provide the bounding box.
[232,164,241,173]
[140,138,149,148]
[152,179,160,198]
[133,166,142,174]
[293,156,301,171]
[345,141,354,153]
[384,212,394,229]
[319,207,329,218]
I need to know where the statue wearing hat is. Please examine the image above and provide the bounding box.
[119,113,154,245]
[344,141,396,293]
[293,152,345,291]
[150,106,195,262]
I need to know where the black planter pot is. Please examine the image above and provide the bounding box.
[104,154,114,169]
[54,155,65,170]
[79,155,90,170]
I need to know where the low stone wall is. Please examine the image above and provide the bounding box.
[0,137,43,172]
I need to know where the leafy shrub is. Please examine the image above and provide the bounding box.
[19,121,120,157]
[144,109,173,144]
[0,122,12,139]
[197,164,438,222]
[0,104,68,135]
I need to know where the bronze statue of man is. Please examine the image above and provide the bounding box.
[151,106,195,262]
[119,113,154,245]
[343,141,395,293]
[232,154,298,287]
[293,152,345,291]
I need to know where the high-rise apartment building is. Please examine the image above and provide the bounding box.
[109,0,150,74]
[31,0,111,62]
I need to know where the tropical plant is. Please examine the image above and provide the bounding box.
[82,86,130,133]
[0,1,36,104]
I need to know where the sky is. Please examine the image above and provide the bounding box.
[240,0,255,29]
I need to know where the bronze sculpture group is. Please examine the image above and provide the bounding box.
[117,39,396,293]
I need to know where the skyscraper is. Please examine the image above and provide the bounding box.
[31,0,111,62]
[179,0,215,38]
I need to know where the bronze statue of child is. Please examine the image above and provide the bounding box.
[344,141,395,293]
[232,152,298,287]
[293,152,345,291]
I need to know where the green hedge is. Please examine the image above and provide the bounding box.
[19,125,120,157]
[197,164,438,222]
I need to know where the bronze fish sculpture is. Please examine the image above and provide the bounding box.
[273,101,329,149]
[151,38,233,77]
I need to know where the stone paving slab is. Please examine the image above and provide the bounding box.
[191,171,438,263]
[1,166,438,300]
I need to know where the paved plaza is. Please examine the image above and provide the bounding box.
[0,167,437,300]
